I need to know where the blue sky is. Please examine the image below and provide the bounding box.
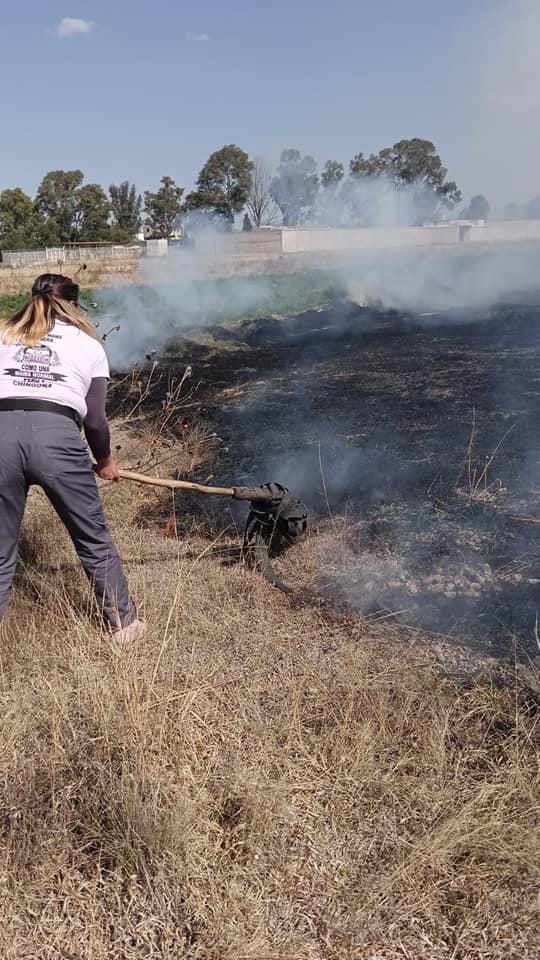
[0,1,529,206]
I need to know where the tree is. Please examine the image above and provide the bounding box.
[349,139,461,222]
[391,139,461,219]
[246,157,281,227]
[318,160,346,224]
[34,169,84,243]
[0,188,43,250]
[527,195,540,220]
[185,145,253,228]
[350,149,392,178]
[388,140,450,187]
[270,149,319,226]
[461,194,490,220]
[143,176,184,238]
[321,160,345,187]
[109,181,142,237]
[74,184,111,241]
[504,201,521,220]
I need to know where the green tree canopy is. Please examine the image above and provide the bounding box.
[185,145,253,228]
[349,139,461,222]
[349,148,393,178]
[143,176,184,238]
[109,181,142,237]
[321,160,345,187]
[0,188,43,250]
[34,169,84,243]
[74,184,111,241]
[270,149,319,226]
[318,161,346,224]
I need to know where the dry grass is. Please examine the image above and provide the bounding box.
[0,422,539,959]
[456,410,514,506]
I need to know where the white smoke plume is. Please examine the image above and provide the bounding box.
[315,174,449,229]
[339,243,540,315]
[98,250,274,371]
[87,0,540,655]
[465,0,540,209]
[97,232,540,372]
[94,2,540,366]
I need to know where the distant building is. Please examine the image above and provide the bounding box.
[137,223,185,242]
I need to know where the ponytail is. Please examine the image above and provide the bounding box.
[0,273,100,347]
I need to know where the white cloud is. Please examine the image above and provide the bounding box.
[186,32,212,43]
[57,17,95,39]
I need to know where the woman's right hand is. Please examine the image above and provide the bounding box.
[94,456,120,482]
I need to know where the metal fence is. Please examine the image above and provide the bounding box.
[1,244,143,268]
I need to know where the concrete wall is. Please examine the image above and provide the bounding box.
[280,224,461,253]
[195,230,284,258]
[463,220,540,244]
[146,239,169,257]
[194,225,464,257]
[194,221,540,258]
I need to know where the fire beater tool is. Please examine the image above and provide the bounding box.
[118,470,308,590]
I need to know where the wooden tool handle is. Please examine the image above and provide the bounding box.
[118,469,235,497]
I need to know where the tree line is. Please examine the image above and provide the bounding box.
[0,138,504,251]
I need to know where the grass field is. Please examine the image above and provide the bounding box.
[0,281,539,956]
[0,273,343,322]
[0,288,96,319]
[0,273,343,352]
[0,291,32,317]
[91,270,345,334]
[0,354,538,958]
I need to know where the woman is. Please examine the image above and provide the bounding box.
[0,273,145,641]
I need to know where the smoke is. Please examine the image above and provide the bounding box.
[96,249,275,371]
[211,301,540,655]
[97,233,540,375]
[97,0,540,370]
[315,174,450,229]
[86,1,540,658]
[309,1,540,215]
[337,243,540,315]
[465,0,540,208]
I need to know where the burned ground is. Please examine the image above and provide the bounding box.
[157,300,540,659]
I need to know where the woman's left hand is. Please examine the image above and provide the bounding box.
[94,456,120,481]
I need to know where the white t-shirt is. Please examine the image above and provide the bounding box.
[0,319,109,419]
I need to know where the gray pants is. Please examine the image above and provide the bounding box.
[0,410,136,630]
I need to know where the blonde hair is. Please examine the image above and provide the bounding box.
[0,274,100,348]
